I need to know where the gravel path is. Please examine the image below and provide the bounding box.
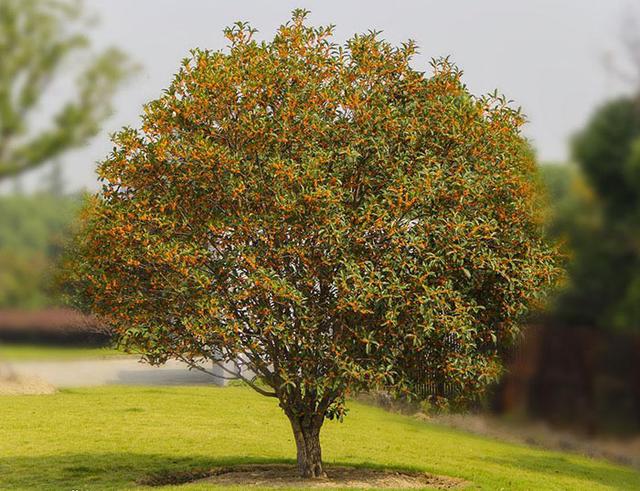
[5,358,223,388]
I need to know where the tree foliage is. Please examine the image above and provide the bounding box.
[0,191,81,309]
[549,97,640,332]
[70,11,557,477]
[0,0,133,180]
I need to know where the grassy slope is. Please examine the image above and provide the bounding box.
[0,344,126,361]
[0,386,638,490]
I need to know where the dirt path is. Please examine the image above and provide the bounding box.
[5,358,222,387]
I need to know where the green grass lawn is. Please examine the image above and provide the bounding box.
[0,343,127,361]
[0,386,638,490]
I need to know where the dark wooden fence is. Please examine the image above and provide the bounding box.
[406,324,640,435]
[492,324,640,435]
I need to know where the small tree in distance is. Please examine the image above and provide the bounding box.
[71,11,558,478]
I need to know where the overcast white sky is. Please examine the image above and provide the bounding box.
[17,0,640,191]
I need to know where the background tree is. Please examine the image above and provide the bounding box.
[0,191,81,309]
[70,11,557,478]
[0,0,133,181]
[549,97,640,332]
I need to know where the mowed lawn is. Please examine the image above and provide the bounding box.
[0,386,638,490]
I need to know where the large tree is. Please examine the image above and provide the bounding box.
[71,11,557,478]
[0,0,132,180]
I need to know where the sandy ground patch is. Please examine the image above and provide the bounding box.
[0,369,55,395]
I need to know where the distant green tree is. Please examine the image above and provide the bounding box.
[0,192,81,309]
[548,98,640,332]
[40,161,65,196]
[0,0,133,181]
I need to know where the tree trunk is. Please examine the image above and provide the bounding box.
[288,413,325,478]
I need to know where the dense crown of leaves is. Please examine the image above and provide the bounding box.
[74,11,557,416]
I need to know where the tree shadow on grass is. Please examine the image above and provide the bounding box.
[479,454,640,489]
[0,453,292,490]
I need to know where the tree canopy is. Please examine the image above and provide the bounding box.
[0,0,133,180]
[0,191,81,309]
[71,11,557,477]
[549,97,640,332]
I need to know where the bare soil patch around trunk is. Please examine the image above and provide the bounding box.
[153,464,467,489]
